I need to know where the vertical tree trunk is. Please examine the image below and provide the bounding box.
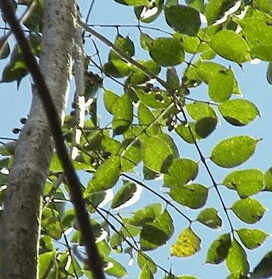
[1,1,76,278]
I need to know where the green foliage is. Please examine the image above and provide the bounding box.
[2,0,272,279]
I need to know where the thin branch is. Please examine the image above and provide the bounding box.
[0,2,105,279]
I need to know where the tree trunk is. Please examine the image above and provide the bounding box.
[1,1,76,278]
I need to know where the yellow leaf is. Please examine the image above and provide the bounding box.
[171,228,201,257]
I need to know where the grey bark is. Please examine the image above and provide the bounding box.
[1,1,76,278]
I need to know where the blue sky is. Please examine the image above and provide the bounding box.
[1,1,272,278]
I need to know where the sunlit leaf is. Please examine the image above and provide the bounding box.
[196,61,226,84]
[139,264,154,279]
[208,69,234,102]
[119,139,141,171]
[135,0,164,23]
[231,198,266,224]
[140,32,153,50]
[175,122,200,143]
[206,233,231,264]
[112,93,133,135]
[148,37,185,67]
[164,5,201,36]
[138,103,160,135]
[170,183,208,209]
[137,252,157,274]
[39,251,57,279]
[85,156,121,194]
[140,210,174,250]
[222,169,264,197]
[104,256,127,278]
[219,99,259,126]
[142,136,173,172]
[226,239,249,276]
[164,158,198,187]
[187,102,217,120]
[264,167,272,191]
[109,35,135,61]
[113,0,149,5]
[104,89,119,114]
[171,228,201,257]
[211,136,260,168]
[41,208,62,240]
[237,228,268,249]
[197,207,222,229]
[209,30,251,63]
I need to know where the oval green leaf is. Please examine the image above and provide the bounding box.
[211,135,260,168]
[164,5,201,36]
[170,183,208,209]
[197,207,222,229]
[206,233,231,264]
[264,167,272,191]
[219,99,259,126]
[237,228,268,250]
[171,228,201,257]
[222,169,264,197]
[209,30,251,63]
[226,239,249,276]
[148,37,185,67]
[164,158,198,187]
[231,197,266,224]
[208,69,235,102]
[142,136,173,173]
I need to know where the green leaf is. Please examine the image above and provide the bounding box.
[104,89,119,114]
[222,169,264,197]
[0,38,10,59]
[126,60,161,85]
[226,239,249,276]
[231,198,266,224]
[187,102,217,120]
[205,0,238,24]
[197,207,222,229]
[148,37,185,67]
[140,210,174,250]
[135,0,164,23]
[251,251,272,279]
[111,180,138,209]
[196,61,226,84]
[237,228,268,249]
[114,0,149,5]
[137,252,157,274]
[206,233,231,264]
[138,103,160,135]
[264,167,272,191]
[209,30,251,63]
[195,117,217,138]
[112,93,133,135]
[185,0,204,12]
[238,18,272,61]
[164,5,201,36]
[142,136,173,172]
[208,69,234,102]
[103,60,131,78]
[41,208,62,240]
[175,122,200,143]
[166,67,180,90]
[211,136,260,168]
[171,228,201,257]
[140,32,153,50]
[219,99,259,126]
[104,256,127,278]
[164,158,198,187]
[266,62,272,85]
[110,35,135,61]
[170,183,208,209]
[139,264,154,279]
[85,155,120,194]
[39,251,57,279]
[125,203,162,226]
[119,139,141,171]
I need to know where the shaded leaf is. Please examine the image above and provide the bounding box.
[170,183,208,209]
[104,89,119,114]
[219,99,259,126]
[140,210,174,250]
[197,207,222,229]
[41,208,62,240]
[148,37,185,67]
[164,158,198,187]
[237,228,268,250]
[211,136,260,168]
[135,0,164,23]
[226,239,249,276]
[209,30,251,63]
[206,233,231,264]
[171,228,201,257]
[251,251,272,279]
[222,169,264,197]
[85,156,121,194]
[111,180,139,209]
[164,5,201,36]
[231,198,266,224]
[110,35,135,61]
[142,136,173,172]
[266,62,272,85]
[140,32,153,50]
[195,117,217,138]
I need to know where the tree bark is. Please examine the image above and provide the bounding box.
[1,1,76,278]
